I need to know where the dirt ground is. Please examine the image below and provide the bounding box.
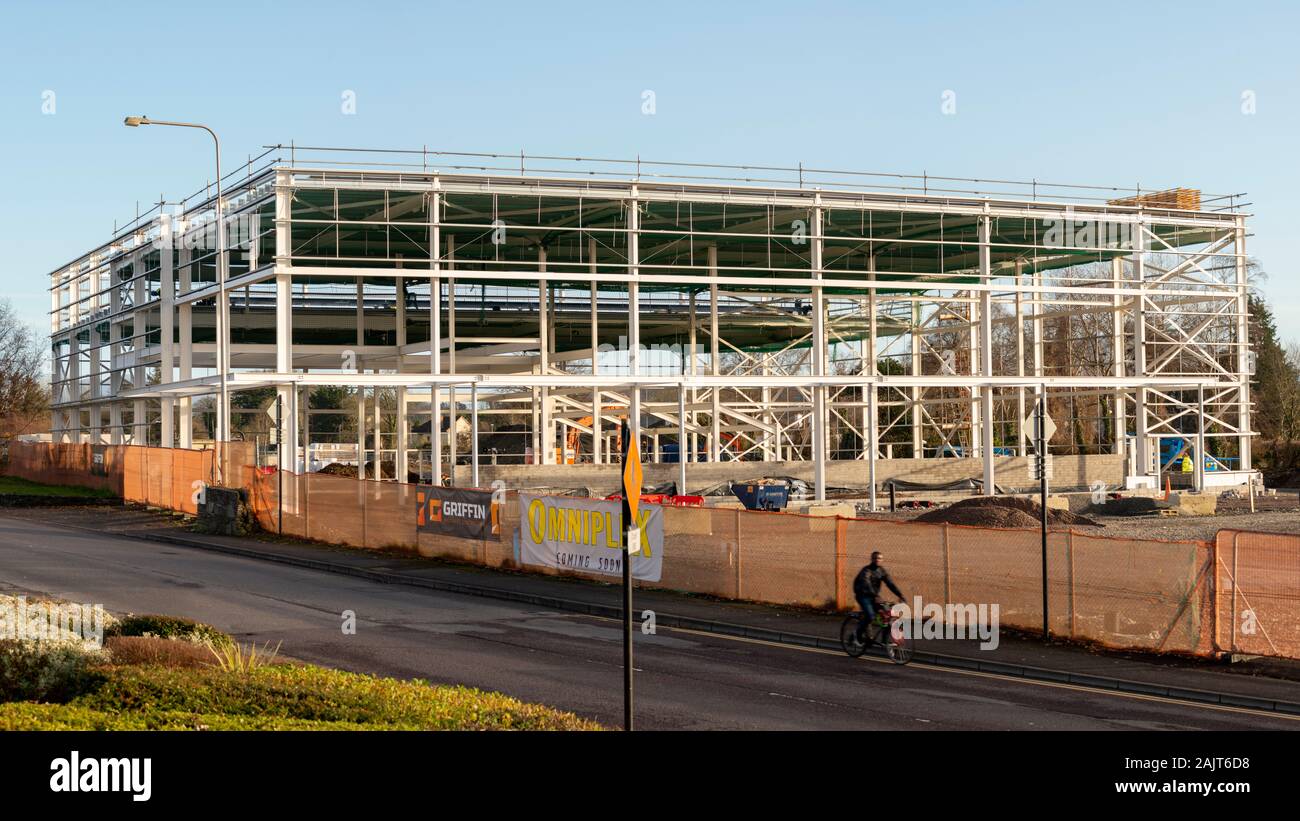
[878,506,1300,542]
[1085,510,1300,542]
[912,496,1100,529]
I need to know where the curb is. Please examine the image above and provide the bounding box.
[36,517,1300,718]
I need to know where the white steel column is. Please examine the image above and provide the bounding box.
[1111,257,1126,456]
[1032,265,1045,469]
[275,181,295,473]
[396,255,408,485]
[1015,261,1027,456]
[275,264,293,375]
[213,171,230,478]
[159,214,175,448]
[1133,220,1150,480]
[372,386,382,478]
[911,302,923,458]
[811,202,827,501]
[867,384,878,511]
[446,237,458,482]
[132,261,146,445]
[538,245,551,465]
[355,279,364,348]
[761,355,772,460]
[1234,215,1252,472]
[708,245,721,462]
[395,277,407,351]
[284,383,299,476]
[299,386,309,475]
[178,218,195,449]
[860,342,870,460]
[688,289,698,463]
[396,386,409,483]
[1196,383,1206,492]
[447,385,457,484]
[865,253,878,463]
[677,387,687,494]
[979,212,995,495]
[447,236,458,375]
[590,237,601,465]
[356,388,367,481]
[969,294,982,458]
[470,383,480,487]
[430,186,442,481]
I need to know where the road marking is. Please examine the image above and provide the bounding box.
[767,691,843,708]
[640,621,1300,724]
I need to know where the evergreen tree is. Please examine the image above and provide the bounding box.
[1249,295,1300,482]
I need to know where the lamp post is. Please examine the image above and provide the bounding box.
[124,116,228,484]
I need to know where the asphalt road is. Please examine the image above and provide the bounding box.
[0,514,1291,730]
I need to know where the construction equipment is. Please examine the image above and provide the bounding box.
[560,405,628,464]
[730,480,791,511]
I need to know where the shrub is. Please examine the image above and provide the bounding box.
[107,615,233,649]
[105,636,215,669]
[0,639,106,703]
[207,641,281,674]
[73,665,601,730]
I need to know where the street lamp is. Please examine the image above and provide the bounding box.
[124,116,229,484]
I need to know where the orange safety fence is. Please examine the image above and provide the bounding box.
[246,467,1237,658]
[4,440,253,515]
[8,443,1299,661]
[1214,529,1300,660]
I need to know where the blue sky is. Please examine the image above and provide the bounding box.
[1,0,1296,342]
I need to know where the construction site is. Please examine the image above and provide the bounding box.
[19,145,1300,665]
[46,146,1258,512]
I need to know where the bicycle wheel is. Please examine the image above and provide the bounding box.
[840,614,867,658]
[885,626,914,665]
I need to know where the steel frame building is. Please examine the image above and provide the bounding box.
[48,146,1257,500]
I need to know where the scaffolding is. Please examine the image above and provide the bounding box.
[47,145,1257,501]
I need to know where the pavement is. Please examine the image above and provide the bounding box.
[1,504,1298,730]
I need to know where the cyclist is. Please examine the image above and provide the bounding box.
[853,551,904,643]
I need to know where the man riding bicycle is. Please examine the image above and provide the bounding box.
[853,551,904,642]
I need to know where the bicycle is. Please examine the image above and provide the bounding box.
[839,601,914,665]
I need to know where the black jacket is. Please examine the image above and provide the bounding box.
[853,563,903,602]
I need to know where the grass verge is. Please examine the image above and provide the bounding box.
[0,663,599,730]
[0,475,116,499]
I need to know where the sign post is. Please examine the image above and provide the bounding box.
[272,395,283,535]
[620,419,642,731]
[616,420,642,727]
[1027,390,1056,641]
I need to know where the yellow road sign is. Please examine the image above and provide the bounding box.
[622,422,642,527]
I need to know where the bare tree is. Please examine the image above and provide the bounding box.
[0,299,48,439]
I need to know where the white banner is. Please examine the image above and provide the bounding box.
[519,493,664,582]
